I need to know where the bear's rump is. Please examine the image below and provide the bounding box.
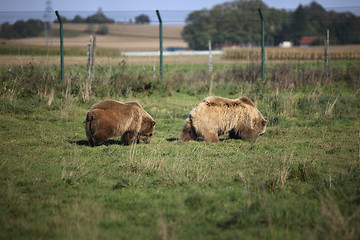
[193,105,236,134]
[90,109,125,137]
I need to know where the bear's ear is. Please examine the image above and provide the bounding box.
[240,97,255,107]
[262,120,268,126]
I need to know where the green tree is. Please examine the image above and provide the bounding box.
[181,0,358,48]
[135,14,150,24]
[331,12,360,44]
[0,19,44,39]
[182,0,275,49]
[95,25,109,35]
[86,7,114,24]
[0,22,13,39]
[85,24,95,34]
[182,9,214,50]
[53,15,70,23]
[288,5,309,45]
[288,2,329,45]
[72,15,85,23]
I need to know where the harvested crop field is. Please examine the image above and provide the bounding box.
[0,23,187,51]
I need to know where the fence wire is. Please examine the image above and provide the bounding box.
[0,10,197,68]
[0,10,360,68]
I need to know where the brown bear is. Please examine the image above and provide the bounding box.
[85,100,155,146]
[181,96,267,142]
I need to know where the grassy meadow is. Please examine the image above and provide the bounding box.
[0,60,360,239]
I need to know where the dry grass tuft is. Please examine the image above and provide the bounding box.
[325,95,339,117]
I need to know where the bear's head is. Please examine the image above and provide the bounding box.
[138,119,156,144]
[252,116,268,137]
[242,109,268,139]
[231,117,267,140]
[229,101,268,140]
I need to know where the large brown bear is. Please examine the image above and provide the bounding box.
[85,100,155,146]
[181,96,267,142]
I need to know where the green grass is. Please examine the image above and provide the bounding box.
[0,62,360,239]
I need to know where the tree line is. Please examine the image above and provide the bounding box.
[0,20,44,39]
[53,8,114,24]
[0,9,150,39]
[182,0,360,50]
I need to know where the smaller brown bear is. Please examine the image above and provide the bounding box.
[181,96,267,142]
[85,100,155,146]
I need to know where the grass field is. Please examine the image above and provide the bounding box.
[0,61,359,239]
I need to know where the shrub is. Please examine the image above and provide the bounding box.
[95,25,109,35]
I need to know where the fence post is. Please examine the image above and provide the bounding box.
[208,40,213,96]
[55,11,64,85]
[208,40,213,74]
[324,29,329,78]
[91,36,96,78]
[258,8,265,83]
[156,10,163,88]
[87,41,91,79]
[84,43,92,103]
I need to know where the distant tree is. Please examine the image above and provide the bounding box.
[0,22,12,39]
[0,19,44,39]
[288,5,308,45]
[53,15,70,23]
[72,15,85,23]
[330,11,360,44]
[182,0,360,49]
[182,9,213,50]
[135,14,150,24]
[288,2,328,45]
[85,24,95,34]
[86,7,115,24]
[95,25,109,35]
[182,0,269,49]
[311,38,324,46]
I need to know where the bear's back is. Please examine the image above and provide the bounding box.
[203,96,240,107]
[202,96,255,108]
[91,100,141,112]
[126,101,155,122]
[91,100,122,110]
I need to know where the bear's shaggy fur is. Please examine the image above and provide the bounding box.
[85,100,155,146]
[181,96,267,142]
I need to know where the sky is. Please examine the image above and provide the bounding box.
[1,0,359,23]
[1,0,359,12]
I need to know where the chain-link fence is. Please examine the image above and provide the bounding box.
[1,9,360,69]
[1,8,360,101]
[0,10,201,68]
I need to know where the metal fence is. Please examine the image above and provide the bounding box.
[1,9,360,69]
[0,10,205,68]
